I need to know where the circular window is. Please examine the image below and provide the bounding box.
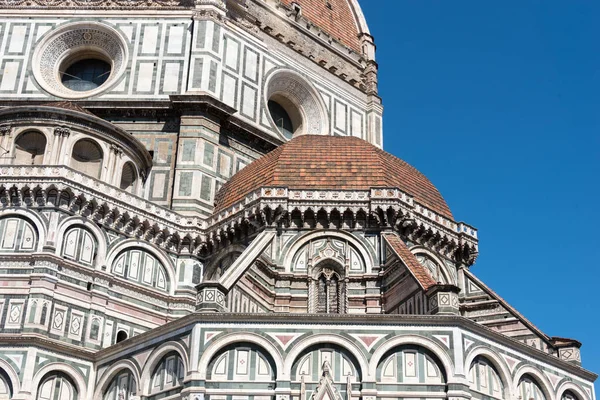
[265,70,328,139]
[32,22,128,99]
[61,58,111,92]
[268,99,295,140]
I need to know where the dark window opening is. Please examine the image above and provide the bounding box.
[268,100,294,140]
[116,330,128,343]
[61,59,111,92]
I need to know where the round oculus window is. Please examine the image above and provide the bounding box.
[61,58,111,92]
[32,22,128,99]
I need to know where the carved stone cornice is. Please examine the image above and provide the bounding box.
[0,166,205,252]
[0,0,193,9]
[208,186,479,263]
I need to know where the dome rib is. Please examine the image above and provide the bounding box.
[213,135,453,219]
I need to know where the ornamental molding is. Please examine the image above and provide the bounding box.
[0,168,477,263]
[32,22,129,100]
[0,0,193,9]
[0,167,205,252]
[0,255,196,309]
[209,186,479,264]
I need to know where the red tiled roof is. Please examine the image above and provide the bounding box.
[213,135,453,219]
[382,233,437,290]
[279,0,362,53]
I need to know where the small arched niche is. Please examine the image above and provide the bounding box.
[265,70,328,139]
[119,162,138,193]
[14,131,46,165]
[71,139,103,179]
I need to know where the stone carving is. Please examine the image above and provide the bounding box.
[0,0,192,7]
[33,23,128,99]
[265,70,327,136]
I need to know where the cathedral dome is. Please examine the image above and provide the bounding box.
[279,0,368,53]
[214,135,453,219]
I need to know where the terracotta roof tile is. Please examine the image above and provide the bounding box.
[279,0,362,53]
[214,135,453,219]
[382,233,437,290]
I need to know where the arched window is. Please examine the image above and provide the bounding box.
[14,131,46,165]
[0,369,12,400]
[36,372,78,400]
[0,217,37,252]
[517,375,546,400]
[292,345,360,383]
[112,248,169,291]
[150,352,184,394]
[207,344,275,384]
[28,301,38,324]
[313,264,345,314]
[40,303,48,326]
[468,357,504,399]
[116,330,128,343]
[268,99,295,139]
[71,139,103,179]
[377,345,446,386]
[415,253,448,284]
[103,370,136,400]
[119,162,137,193]
[61,226,97,266]
[89,318,101,341]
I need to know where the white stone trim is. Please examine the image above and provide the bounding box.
[282,230,374,273]
[55,215,109,268]
[105,239,177,295]
[283,333,370,381]
[140,341,189,396]
[93,359,140,400]
[464,345,513,400]
[368,334,455,381]
[556,381,590,400]
[197,331,285,381]
[0,208,47,252]
[0,358,20,396]
[31,362,88,400]
[513,364,556,400]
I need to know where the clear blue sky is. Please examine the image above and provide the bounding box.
[361,0,600,389]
